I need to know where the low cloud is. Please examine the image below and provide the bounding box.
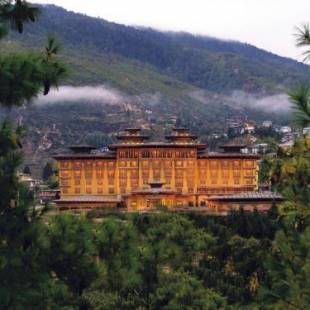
[230,91,292,114]
[252,94,292,113]
[34,85,125,105]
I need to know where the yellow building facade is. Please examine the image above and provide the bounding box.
[54,128,261,211]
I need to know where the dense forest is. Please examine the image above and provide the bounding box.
[9,5,310,94]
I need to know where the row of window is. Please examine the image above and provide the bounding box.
[61,159,256,169]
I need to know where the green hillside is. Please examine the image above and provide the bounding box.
[8,4,310,94]
[1,4,303,175]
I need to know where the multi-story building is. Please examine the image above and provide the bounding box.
[54,128,281,212]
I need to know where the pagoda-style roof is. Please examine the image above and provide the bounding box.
[165,127,198,143]
[69,145,97,154]
[116,128,149,144]
[108,142,207,150]
[53,129,261,159]
[53,145,116,159]
[219,144,246,153]
[198,152,260,159]
[53,152,117,160]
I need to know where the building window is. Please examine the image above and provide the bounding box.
[188,161,194,167]
[246,170,254,176]
[234,178,240,185]
[222,160,229,169]
[97,188,103,194]
[130,161,137,167]
[96,172,103,179]
[211,171,218,178]
[86,188,92,194]
[153,160,160,168]
[176,180,183,187]
[73,161,81,169]
[131,201,137,209]
[164,161,172,168]
[96,161,103,167]
[60,161,70,168]
[176,169,183,177]
[222,170,229,177]
[131,170,138,178]
[233,170,241,177]
[233,160,240,168]
[62,188,68,194]
[210,160,217,169]
[85,172,92,178]
[108,188,114,194]
[74,170,81,177]
[108,170,115,177]
[245,160,254,168]
[176,161,182,167]
[199,161,206,167]
[163,151,172,158]
[120,179,127,186]
[142,151,150,158]
[60,171,70,178]
[120,170,126,178]
[74,188,80,194]
[153,170,160,179]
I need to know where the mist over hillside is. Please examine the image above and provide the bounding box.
[2,4,304,173]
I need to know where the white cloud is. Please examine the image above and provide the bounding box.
[231,91,292,113]
[34,85,124,104]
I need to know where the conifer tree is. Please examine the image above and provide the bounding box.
[0,1,67,307]
[288,24,310,128]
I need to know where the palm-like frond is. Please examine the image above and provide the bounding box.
[295,24,310,46]
[45,35,62,60]
[288,86,310,128]
[41,35,67,95]
[295,24,310,62]
[0,0,40,33]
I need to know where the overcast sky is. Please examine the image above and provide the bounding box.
[32,0,310,61]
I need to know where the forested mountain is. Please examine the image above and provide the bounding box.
[1,4,307,174]
[8,4,310,94]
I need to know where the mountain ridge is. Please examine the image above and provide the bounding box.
[9,4,310,95]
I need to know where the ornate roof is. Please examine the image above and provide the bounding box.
[209,191,283,201]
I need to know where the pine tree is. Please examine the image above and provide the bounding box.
[0,1,68,307]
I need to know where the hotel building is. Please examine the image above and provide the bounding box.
[54,128,281,212]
